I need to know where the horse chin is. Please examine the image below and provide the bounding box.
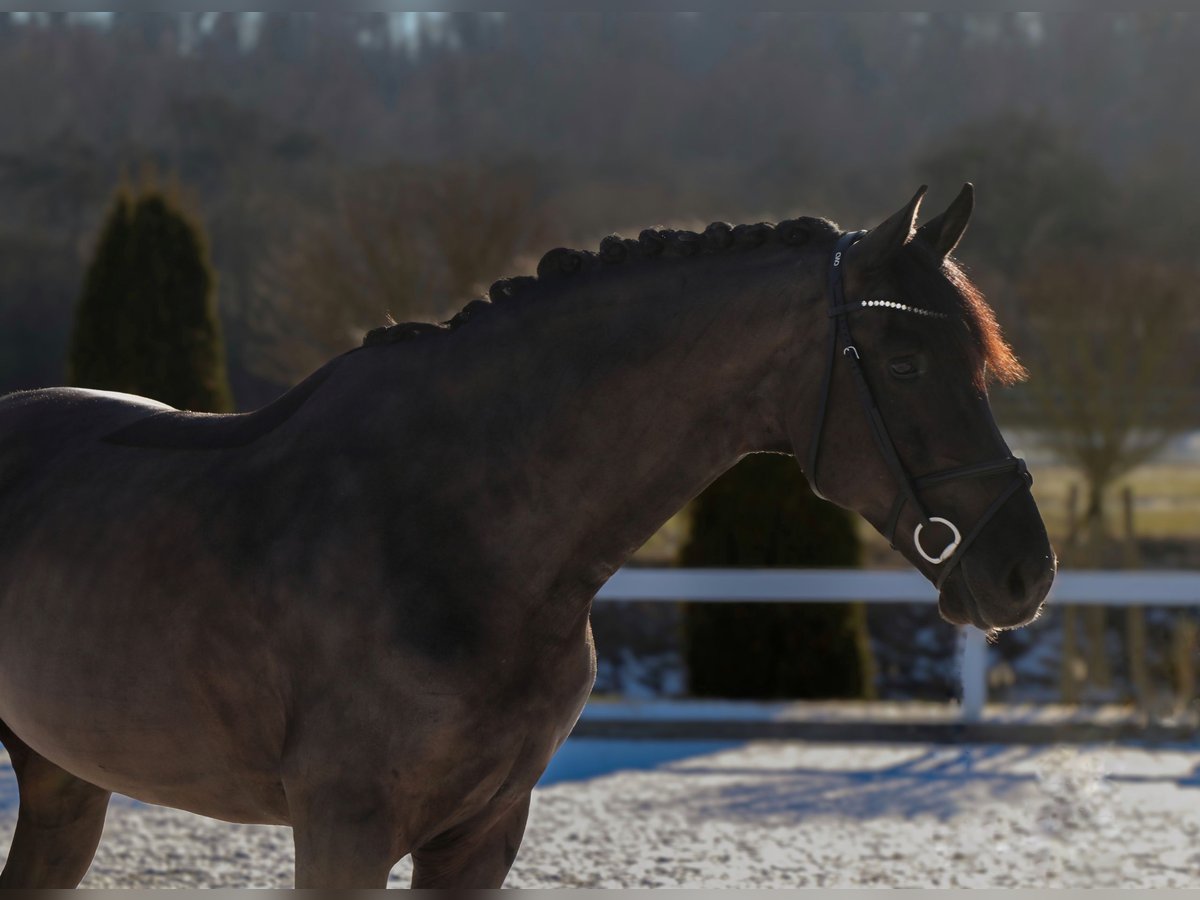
[936,570,989,630]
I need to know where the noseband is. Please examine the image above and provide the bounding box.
[806,230,1033,590]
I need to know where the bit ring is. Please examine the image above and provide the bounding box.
[915,517,961,565]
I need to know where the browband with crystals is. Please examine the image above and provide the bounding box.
[860,300,948,318]
[828,299,949,320]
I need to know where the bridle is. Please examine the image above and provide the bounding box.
[806,230,1033,590]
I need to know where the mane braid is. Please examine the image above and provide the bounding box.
[361,216,839,347]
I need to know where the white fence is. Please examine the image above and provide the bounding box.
[594,568,1200,722]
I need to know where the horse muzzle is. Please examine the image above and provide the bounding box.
[938,548,1056,631]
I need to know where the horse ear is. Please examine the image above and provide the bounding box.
[847,185,927,272]
[915,182,974,261]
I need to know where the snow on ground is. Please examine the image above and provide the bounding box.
[2,739,1200,888]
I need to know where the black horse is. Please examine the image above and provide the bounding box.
[0,184,1053,887]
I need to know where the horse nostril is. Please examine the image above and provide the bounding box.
[1007,556,1055,611]
[1021,557,1055,609]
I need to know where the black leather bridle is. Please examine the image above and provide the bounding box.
[806,230,1033,590]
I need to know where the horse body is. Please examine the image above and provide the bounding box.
[0,187,1054,888]
[0,380,598,881]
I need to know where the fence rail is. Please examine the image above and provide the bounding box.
[594,568,1200,722]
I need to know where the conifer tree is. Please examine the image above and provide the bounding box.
[679,454,875,699]
[68,177,233,412]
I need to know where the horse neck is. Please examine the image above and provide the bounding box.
[367,246,827,627]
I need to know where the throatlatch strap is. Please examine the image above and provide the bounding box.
[806,230,865,499]
[806,310,842,500]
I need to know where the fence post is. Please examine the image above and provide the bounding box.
[959,627,988,722]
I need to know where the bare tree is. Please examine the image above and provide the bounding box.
[1011,254,1200,534]
[249,161,546,385]
[1005,253,1200,699]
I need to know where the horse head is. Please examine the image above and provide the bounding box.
[792,184,1055,632]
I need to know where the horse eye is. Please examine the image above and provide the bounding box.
[889,358,920,380]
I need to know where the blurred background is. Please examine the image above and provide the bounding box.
[3,11,1199,717]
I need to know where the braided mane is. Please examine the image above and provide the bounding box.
[358,213,1021,391]
[362,217,840,347]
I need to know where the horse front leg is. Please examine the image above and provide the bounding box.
[287,783,405,889]
[0,720,112,888]
[410,794,531,889]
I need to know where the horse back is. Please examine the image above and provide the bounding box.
[0,387,172,484]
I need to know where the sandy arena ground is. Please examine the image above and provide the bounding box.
[2,739,1199,888]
